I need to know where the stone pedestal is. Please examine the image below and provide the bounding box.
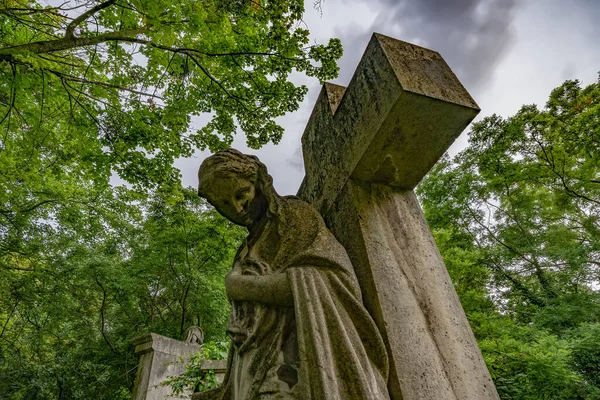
[131,333,200,400]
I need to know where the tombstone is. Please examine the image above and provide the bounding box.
[131,331,227,400]
[297,33,499,399]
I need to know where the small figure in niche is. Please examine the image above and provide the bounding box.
[184,326,205,345]
[195,149,389,400]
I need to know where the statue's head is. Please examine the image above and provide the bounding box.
[198,149,277,228]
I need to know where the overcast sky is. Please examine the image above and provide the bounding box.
[176,0,600,195]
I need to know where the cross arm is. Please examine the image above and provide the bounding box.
[297,33,480,215]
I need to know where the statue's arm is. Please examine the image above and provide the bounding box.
[225,271,293,307]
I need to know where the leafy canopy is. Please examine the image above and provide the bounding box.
[0,188,244,399]
[0,0,342,191]
[418,75,600,399]
[0,0,341,282]
[0,2,341,397]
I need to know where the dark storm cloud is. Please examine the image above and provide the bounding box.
[334,0,519,94]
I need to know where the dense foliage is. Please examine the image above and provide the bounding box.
[0,0,342,260]
[0,188,244,398]
[418,76,600,399]
[0,0,341,183]
[0,3,338,397]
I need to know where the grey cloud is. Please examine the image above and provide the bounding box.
[331,23,374,85]
[333,0,519,95]
[288,145,304,172]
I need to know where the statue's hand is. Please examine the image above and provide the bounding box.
[241,258,269,274]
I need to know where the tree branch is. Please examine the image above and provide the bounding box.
[65,0,117,39]
[0,199,59,215]
[465,225,547,307]
[185,53,251,110]
[465,203,557,299]
[95,277,119,355]
[0,62,17,126]
[0,298,20,340]
[3,265,34,272]
[47,68,163,98]
[0,28,147,60]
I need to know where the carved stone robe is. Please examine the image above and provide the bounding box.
[195,196,390,400]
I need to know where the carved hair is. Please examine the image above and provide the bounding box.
[197,148,281,216]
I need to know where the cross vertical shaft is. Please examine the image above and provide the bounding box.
[297,33,499,400]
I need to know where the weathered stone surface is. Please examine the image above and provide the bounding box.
[298,33,479,215]
[297,33,499,400]
[190,33,498,400]
[131,333,200,400]
[200,359,228,373]
[195,149,390,399]
[326,181,498,400]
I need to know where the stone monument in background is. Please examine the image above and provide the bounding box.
[131,327,226,400]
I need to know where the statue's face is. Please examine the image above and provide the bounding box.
[205,175,266,228]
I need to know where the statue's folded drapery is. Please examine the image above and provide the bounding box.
[195,197,389,400]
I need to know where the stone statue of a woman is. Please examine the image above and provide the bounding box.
[194,149,390,400]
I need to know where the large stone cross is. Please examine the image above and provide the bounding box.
[297,33,499,400]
